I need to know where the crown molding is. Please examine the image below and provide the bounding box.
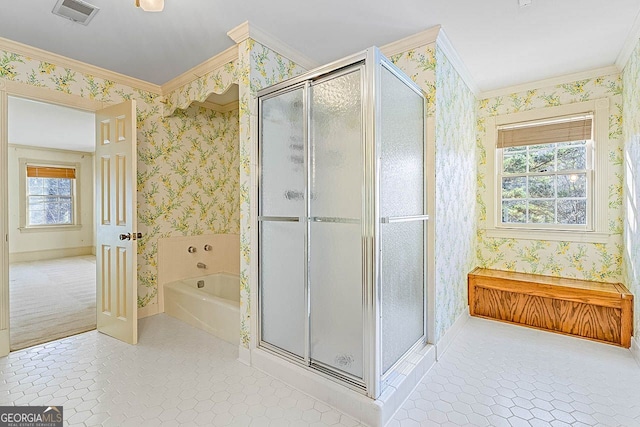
[227,21,250,44]
[435,28,479,97]
[616,9,640,71]
[192,100,239,113]
[0,37,161,94]
[227,21,319,70]
[479,65,620,99]
[161,45,238,94]
[380,25,441,58]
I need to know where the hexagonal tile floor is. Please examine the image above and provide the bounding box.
[0,314,361,426]
[1,314,639,426]
[390,317,640,427]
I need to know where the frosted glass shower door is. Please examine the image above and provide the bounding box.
[379,65,426,374]
[259,87,306,358]
[309,67,364,379]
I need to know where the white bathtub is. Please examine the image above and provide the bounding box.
[164,273,240,345]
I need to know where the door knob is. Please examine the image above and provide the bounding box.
[119,232,142,241]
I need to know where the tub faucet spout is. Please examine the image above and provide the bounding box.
[197,262,207,269]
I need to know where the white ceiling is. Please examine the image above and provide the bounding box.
[0,0,639,92]
[8,97,95,152]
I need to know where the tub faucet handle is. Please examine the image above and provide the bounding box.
[188,246,196,253]
[204,244,212,251]
[197,262,207,269]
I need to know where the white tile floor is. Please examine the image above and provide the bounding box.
[1,314,639,426]
[390,317,640,427]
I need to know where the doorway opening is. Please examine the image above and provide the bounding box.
[8,96,96,350]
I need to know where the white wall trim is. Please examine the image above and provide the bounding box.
[0,329,8,357]
[4,79,106,112]
[226,21,251,44]
[435,29,480,96]
[9,246,93,263]
[8,143,94,156]
[380,25,441,58]
[227,21,318,71]
[238,345,251,366]
[0,37,161,95]
[631,337,640,367]
[480,65,620,99]
[483,228,610,244]
[0,81,9,341]
[616,9,640,72]
[138,303,158,319]
[161,45,238,95]
[436,307,469,360]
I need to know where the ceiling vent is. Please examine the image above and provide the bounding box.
[52,0,100,25]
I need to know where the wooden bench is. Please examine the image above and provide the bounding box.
[468,268,633,347]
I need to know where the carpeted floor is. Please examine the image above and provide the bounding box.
[9,255,96,350]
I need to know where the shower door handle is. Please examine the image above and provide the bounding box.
[258,216,300,222]
[309,217,360,224]
[381,215,429,224]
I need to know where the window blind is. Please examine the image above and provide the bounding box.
[26,165,76,179]
[497,115,592,149]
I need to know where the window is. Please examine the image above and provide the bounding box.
[24,164,77,227]
[498,115,592,229]
[482,98,609,243]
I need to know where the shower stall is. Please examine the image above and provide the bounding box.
[257,47,427,399]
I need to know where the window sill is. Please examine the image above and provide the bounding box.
[483,227,610,244]
[19,225,82,233]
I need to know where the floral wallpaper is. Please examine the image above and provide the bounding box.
[622,38,640,336]
[163,60,237,116]
[392,43,478,342]
[238,40,307,347]
[432,46,477,341]
[0,48,240,309]
[477,74,624,282]
[138,104,239,306]
[390,46,436,117]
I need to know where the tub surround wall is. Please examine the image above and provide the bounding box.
[157,233,240,312]
[622,37,640,338]
[477,73,624,282]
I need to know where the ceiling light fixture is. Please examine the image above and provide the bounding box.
[135,0,164,12]
[518,0,532,7]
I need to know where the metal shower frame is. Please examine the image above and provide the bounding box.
[256,47,428,399]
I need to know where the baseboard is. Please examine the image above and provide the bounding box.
[238,345,251,366]
[0,329,8,357]
[9,246,93,263]
[435,306,470,360]
[137,303,158,319]
[631,337,640,367]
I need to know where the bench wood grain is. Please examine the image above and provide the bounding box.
[468,268,633,348]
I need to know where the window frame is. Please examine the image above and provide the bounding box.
[483,98,609,243]
[18,158,82,232]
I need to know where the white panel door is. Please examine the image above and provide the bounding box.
[95,100,137,345]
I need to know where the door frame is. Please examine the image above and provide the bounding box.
[0,78,107,356]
